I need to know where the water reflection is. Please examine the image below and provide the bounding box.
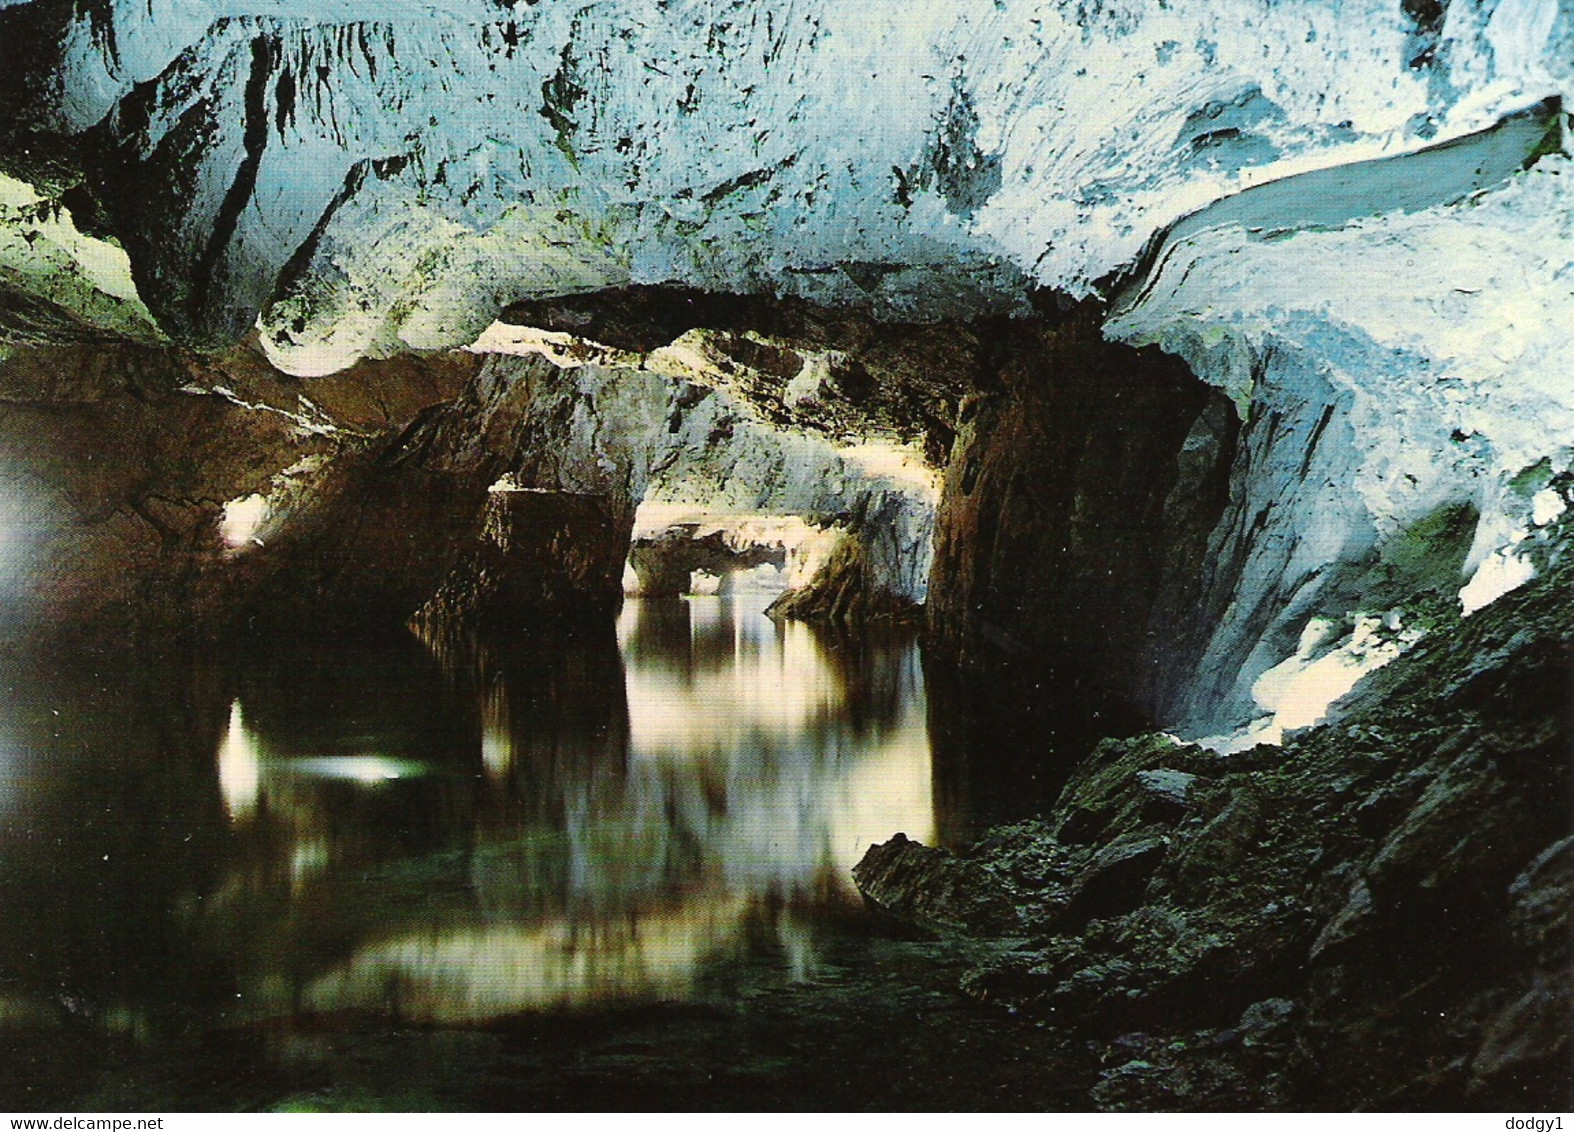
[0,594,973,1059]
[0,656,233,1043]
[201,595,935,1024]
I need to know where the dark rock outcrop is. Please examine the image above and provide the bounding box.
[0,341,475,652]
[232,438,491,636]
[413,487,632,633]
[851,832,1020,936]
[858,539,1574,1110]
[924,311,1233,773]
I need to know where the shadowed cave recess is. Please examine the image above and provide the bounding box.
[0,0,1570,1112]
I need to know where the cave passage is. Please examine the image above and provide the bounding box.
[0,590,1085,1110]
[2,6,1571,1095]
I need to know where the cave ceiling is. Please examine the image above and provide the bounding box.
[0,0,1567,374]
[2,0,1573,740]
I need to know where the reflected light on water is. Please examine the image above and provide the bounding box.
[618,601,843,756]
[203,595,938,1024]
[217,698,431,819]
[281,756,424,782]
[827,718,936,872]
[480,682,514,780]
[298,896,750,1022]
[217,700,261,820]
[615,596,935,877]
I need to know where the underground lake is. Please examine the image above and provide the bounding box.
[0,0,1571,1111]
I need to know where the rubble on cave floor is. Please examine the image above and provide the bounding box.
[857,532,1574,1111]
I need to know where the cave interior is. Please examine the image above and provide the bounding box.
[0,0,1570,1112]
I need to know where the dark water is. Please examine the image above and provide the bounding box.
[0,596,1083,1111]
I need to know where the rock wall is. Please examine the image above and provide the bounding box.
[409,349,937,632]
[1109,112,1574,739]
[1,0,1565,372]
[926,314,1227,730]
[859,527,1574,1110]
[232,438,491,635]
[0,340,476,651]
[498,286,987,465]
[0,334,937,651]
[766,527,919,626]
[0,343,287,650]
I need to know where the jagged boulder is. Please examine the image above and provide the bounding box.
[852,832,1021,936]
[766,526,922,626]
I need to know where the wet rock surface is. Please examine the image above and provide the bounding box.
[925,312,1231,740]
[858,545,1574,1110]
[0,340,475,652]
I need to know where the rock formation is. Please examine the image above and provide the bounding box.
[626,525,788,599]
[0,0,1570,1112]
[859,523,1574,1109]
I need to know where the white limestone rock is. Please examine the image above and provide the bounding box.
[3,0,1566,366]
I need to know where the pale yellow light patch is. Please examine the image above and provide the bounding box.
[299,895,749,1022]
[0,172,164,342]
[220,493,269,548]
[216,701,262,821]
[823,719,937,874]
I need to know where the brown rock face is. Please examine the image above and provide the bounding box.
[0,340,476,652]
[415,488,633,634]
[926,313,1232,737]
[194,352,663,639]
[0,343,294,650]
